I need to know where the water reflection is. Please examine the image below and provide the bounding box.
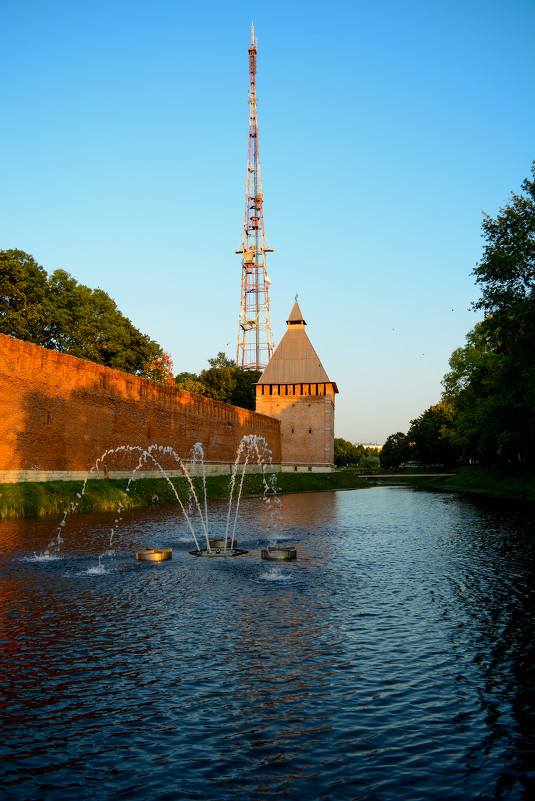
[428,497,535,797]
[0,487,534,800]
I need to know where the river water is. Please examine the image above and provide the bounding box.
[0,486,534,800]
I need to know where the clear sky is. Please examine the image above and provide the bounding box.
[2,0,534,445]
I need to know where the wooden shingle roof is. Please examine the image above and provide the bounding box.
[257,303,338,390]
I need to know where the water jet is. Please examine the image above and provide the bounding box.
[40,435,279,564]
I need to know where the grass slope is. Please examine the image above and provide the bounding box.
[0,472,370,520]
[381,466,535,502]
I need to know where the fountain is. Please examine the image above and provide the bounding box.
[189,434,277,557]
[261,546,297,561]
[136,548,173,561]
[38,435,293,563]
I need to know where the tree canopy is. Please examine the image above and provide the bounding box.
[0,249,164,377]
[0,250,263,407]
[407,404,459,468]
[473,164,535,323]
[381,163,535,468]
[175,352,261,411]
[334,438,363,467]
[334,439,380,468]
[379,433,410,469]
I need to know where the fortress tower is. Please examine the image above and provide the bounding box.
[255,301,338,472]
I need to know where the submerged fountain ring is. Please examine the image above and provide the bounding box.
[189,548,249,558]
[261,546,297,561]
[136,548,172,562]
[209,538,238,549]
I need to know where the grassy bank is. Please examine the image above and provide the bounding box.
[0,471,370,520]
[378,466,535,502]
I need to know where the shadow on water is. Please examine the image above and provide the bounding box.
[429,494,535,798]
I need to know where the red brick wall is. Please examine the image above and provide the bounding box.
[0,334,281,474]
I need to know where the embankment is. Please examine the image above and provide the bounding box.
[373,466,535,502]
[0,472,371,519]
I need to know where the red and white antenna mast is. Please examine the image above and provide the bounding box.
[235,23,274,371]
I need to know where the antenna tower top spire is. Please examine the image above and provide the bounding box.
[235,24,274,371]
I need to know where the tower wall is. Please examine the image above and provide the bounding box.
[256,383,335,472]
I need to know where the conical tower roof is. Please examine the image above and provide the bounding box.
[257,303,338,390]
[286,300,306,324]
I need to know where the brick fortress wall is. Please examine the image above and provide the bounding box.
[0,333,281,481]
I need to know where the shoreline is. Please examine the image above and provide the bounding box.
[362,465,535,503]
[3,466,533,519]
[0,472,371,520]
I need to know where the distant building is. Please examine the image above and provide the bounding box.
[255,301,338,472]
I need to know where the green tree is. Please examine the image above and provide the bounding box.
[380,432,410,469]
[333,438,364,467]
[0,250,50,344]
[407,404,459,467]
[442,325,527,464]
[200,352,238,403]
[472,162,535,348]
[45,269,162,375]
[175,371,206,395]
[0,250,163,376]
[175,371,198,386]
[449,163,535,464]
[360,453,381,469]
[334,438,352,467]
[175,355,260,411]
[231,367,261,411]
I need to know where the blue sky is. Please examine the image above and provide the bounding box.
[2,0,534,445]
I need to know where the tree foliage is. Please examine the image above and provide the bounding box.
[380,432,410,469]
[0,250,49,342]
[334,438,363,467]
[473,164,535,326]
[441,324,530,464]
[0,249,164,377]
[385,165,535,468]
[145,352,175,384]
[407,403,459,467]
[441,164,535,465]
[334,439,380,468]
[175,352,260,411]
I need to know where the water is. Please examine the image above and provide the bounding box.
[44,437,277,558]
[1,486,534,800]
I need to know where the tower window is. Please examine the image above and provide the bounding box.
[308,428,312,434]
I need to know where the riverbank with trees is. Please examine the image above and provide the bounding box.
[369,466,535,503]
[381,163,535,476]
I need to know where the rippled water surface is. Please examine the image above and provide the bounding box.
[1,487,534,800]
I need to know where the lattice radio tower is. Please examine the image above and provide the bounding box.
[235,23,274,371]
